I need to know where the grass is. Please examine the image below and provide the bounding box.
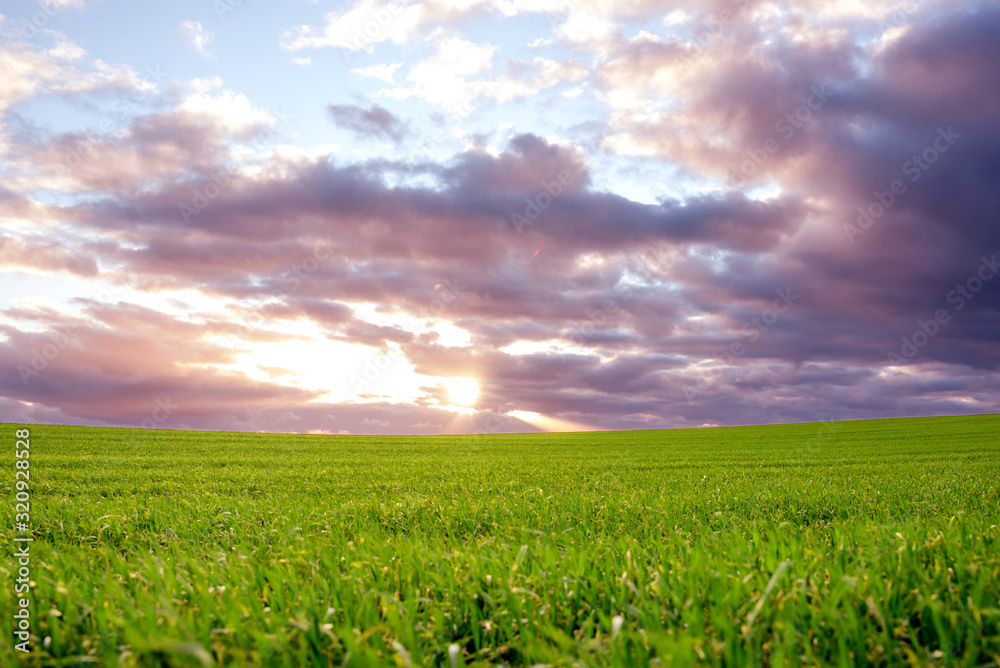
[1,414,999,667]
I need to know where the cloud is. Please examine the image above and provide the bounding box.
[276,0,688,54]
[376,38,586,116]
[327,103,410,143]
[3,0,1000,434]
[385,34,497,115]
[176,89,279,137]
[0,35,156,113]
[0,235,99,277]
[4,85,282,196]
[179,20,215,59]
[352,62,403,84]
[281,1,425,52]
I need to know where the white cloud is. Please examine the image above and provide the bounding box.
[0,37,157,113]
[280,1,423,51]
[382,40,585,116]
[179,20,215,59]
[552,5,620,53]
[52,58,157,96]
[487,56,587,102]
[352,62,403,84]
[178,89,278,137]
[385,34,496,115]
[185,76,225,94]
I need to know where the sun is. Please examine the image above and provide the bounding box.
[447,378,480,406]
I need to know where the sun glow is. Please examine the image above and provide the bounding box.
[507,410,596,432]
[446,378,480,406]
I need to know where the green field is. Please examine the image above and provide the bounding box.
[2,415,999,667]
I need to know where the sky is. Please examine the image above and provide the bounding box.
[1,0,998,436]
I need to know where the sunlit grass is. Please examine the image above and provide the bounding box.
[1,415,998,666]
